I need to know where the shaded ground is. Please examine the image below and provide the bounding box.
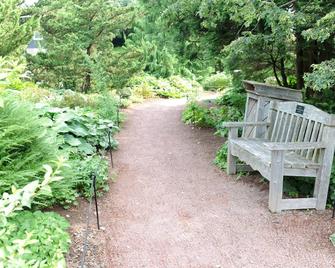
[66,97,335,268]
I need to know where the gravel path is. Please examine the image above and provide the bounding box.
[74,98,335,267]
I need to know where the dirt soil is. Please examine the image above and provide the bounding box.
[65,97,335,268]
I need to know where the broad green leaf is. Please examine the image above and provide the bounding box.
[69,123,90,137]
[78,141,95,155]
[63,134,81,147]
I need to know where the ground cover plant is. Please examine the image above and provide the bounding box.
[127,73,202,100]
[0,96,66,207]
[0,164,70,268]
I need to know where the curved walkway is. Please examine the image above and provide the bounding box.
[101,98,334,267]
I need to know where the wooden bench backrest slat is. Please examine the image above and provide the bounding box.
[268,101,335,163]
[312,124,324,162]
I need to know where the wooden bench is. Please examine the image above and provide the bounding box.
[223,101,335,212]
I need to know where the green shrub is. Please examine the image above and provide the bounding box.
[127,73,202,100]
[182,88,245,133]
[0,167,70,267]
[20,87,56,103]
[214,143,228,170]
[70,155,110,198]
[0,96,92,208]
[38,106,116,203]
[215,89,246,112]
[168,75,202,97]
[50,89,122,123]
[95,92,122,122]
[0,97,62,204]
[202,72,233,91]
[182,102,216,128]
[1,211,70,267]
[52,89,97,109]
[40,106,119,157]
[0,58,38,92]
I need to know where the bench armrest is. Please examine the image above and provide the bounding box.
[263,142,327,151]
[222,121,270,129]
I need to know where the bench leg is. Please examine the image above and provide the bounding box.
[269,150,284,213]
[314,145,334,210]
[314,164,332,210]
[227,128,238,175]
[227,151,237,175]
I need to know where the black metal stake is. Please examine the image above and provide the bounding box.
[332,199,335,218]
[92,174,100,230]
[116,107,120,128]
[116,99,121,127]
[108,129,114,168]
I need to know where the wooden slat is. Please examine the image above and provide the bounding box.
[313,124,324,162]
[307,122,321,160]
[275,112,285,142]
[280,198,317,210]
[291,116,301,142]
[300,120,314,157]
[285,115,296,142]
[270,111,280,141]
[280,113,290,142]
[284,168,317,177]
[223,122,270,128]
[296,118,308,142]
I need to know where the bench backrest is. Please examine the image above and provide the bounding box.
[268,101,335,163]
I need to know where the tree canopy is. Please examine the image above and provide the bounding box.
[0,0,37,57]
[0,0,334,108]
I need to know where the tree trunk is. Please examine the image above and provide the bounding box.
[270,55,282,86]
[81,44,94,93]
[280,58,289,87]
[82,74,91,94]
[295,32,304,91]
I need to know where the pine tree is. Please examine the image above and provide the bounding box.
[0,0,37,57]
[28,0,141,92]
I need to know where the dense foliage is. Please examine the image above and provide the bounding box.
[0,0,37,57]
[0,96,64,206]
[1,0,335,262]
[27,0,141,92]
[0,164,70,267]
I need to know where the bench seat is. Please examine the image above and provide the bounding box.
[230,138,320,178]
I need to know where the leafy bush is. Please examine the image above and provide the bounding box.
[0,58,37,92]
[215,89,246,112]
[2,211,70,267]
[51,89,97,109]
[20,87,57,103]
[94,92,122,122]
[37,106,116,203]
[70,155,110,198]
[182,88,245,133]
[127,73,202,100]
[202,72,233,91]
[0,96,69,207]
[0,96,115,208]
[40,106,119,157]
[182,102,216,128]
[0,165,70,267]
[214,143,228,170]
